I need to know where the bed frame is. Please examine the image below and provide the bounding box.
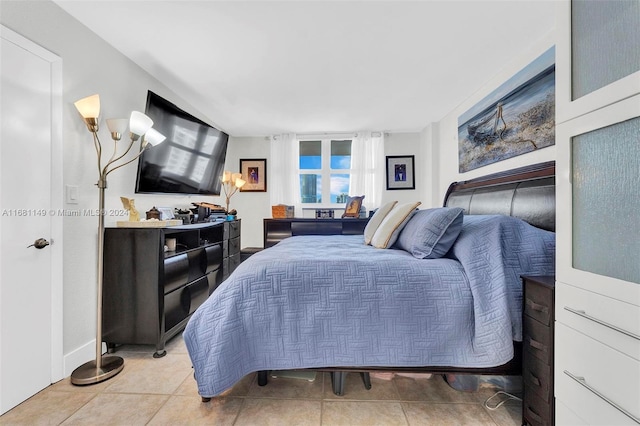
[250,161,555,397]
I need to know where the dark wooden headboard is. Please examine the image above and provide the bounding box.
[443,161,555,232]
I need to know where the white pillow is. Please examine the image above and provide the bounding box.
[370,201,422,249]
[363,201,398,245]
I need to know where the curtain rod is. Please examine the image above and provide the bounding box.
[271,131,384,140]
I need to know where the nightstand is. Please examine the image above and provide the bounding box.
[522,275,555,426]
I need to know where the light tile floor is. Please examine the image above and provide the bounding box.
[1,335,522,425]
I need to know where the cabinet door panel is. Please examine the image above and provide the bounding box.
[571,0,640,100]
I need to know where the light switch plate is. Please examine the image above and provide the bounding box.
[66,185,79,204]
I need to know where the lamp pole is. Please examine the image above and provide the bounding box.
[70,176,124,384]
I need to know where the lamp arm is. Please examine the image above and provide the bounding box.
[104,140,120,169]
[92,132,103,177]
[104,147,147,178]
[103,136,137,174]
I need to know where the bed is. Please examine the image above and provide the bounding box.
[184,161,556,400]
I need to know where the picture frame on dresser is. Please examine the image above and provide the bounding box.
[341,195,364,218]
[239,158,267,192]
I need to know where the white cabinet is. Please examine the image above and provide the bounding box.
[555,0,640,424]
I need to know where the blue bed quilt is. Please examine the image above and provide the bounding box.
[184,215,555,397]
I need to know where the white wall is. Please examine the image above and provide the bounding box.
[224,136,271,248]
[430,32,557,203]
[0,0,229,374]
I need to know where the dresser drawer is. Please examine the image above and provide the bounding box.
[524,315,553,365]
[228,236,240,256]
[523,350,551,402]
[524,277,554,326]
[556,281,640,360]
[163,254,189,294]
[523,384,552,426]
[224,220,240,239]
[555,323,640,424]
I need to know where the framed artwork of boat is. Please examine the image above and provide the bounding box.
[457,46,555,173]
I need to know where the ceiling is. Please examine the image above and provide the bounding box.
[54,1,555,137]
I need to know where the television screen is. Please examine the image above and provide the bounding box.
[135,91,228,196]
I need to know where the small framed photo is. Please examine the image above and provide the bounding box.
[341,195,364,218]
[239,158,267,192]
[386,155,415,190]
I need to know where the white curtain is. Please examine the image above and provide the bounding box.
[269,133,301,214]
[350,131,385,209]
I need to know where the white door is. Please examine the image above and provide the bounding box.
[0,26,63,415]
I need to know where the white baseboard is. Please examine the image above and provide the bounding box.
[63,340,107,378]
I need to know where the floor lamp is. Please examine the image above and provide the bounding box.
[70,94,166,385]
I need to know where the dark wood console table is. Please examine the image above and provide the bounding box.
[263,218,369,248]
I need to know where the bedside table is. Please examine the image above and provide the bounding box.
[522,275,555,426]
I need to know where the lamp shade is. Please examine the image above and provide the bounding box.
[234,177,247,188]
[129,111,153,137]
[106,118,128,135]
[144,128,166,146]
[74,94,100,119]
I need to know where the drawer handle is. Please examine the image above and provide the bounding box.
[528,371,541,387]
[525,406,544,424]
[526,299,549,313]
[528,337,546,352]
[564,306,640,341]
[564,370,640,424]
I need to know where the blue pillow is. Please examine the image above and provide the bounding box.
[394,207,464,259]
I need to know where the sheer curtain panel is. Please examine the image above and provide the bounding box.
[269,133,300,215]
[350,131,384,210]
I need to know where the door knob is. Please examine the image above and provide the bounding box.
[27,238,50,249]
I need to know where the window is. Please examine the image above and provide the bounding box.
[299,139,352,204]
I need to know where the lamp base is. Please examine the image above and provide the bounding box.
[70,355,124,386]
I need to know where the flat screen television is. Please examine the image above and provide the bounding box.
[135,91,228,196]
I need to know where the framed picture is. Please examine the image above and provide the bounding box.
[239,158,267,192]
[341,195,364,218]
[386,155,415,190]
